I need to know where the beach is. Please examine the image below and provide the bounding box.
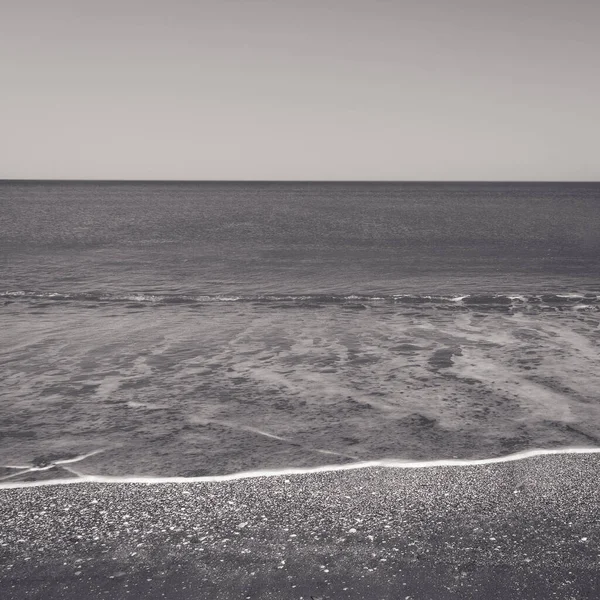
[3,0,600,592]
[2,450,600,599]
[2,181,600,598]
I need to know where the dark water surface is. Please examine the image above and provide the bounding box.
[1,181,599,479]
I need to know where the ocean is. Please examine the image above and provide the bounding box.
[1,181,599,481]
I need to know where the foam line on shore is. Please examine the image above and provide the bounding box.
[2,447,600,490]
[0,449,108,482]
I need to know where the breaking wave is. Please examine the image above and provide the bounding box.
[2,290,599,310]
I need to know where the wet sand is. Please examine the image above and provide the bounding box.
[2,451,600,599]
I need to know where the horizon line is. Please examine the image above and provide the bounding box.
[1,178,600,184]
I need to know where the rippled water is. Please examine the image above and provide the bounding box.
[1,181,599,480]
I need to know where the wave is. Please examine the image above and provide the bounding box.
[2,447,600,489]
[2,290,599,310]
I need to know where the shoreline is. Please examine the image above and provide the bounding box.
[2,451,600,598]
[2,446,600,489]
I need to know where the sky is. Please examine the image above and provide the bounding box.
[1,0,599,180]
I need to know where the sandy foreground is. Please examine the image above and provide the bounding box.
[1,451,600,599]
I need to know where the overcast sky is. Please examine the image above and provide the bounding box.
[1,0,599,180]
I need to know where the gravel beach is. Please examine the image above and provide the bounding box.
[2,451,600,599]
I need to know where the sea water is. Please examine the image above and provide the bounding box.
[1,181,599,481]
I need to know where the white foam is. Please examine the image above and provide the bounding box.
[2,447,600,489]
[219,424,358,460]
[53,449,107,465]
[0,449,107,483]
[0,469,35,482]
[242,426,287,442]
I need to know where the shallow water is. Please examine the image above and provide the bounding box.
[1,181,599,479]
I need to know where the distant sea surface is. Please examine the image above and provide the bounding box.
[1,181,600,481]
